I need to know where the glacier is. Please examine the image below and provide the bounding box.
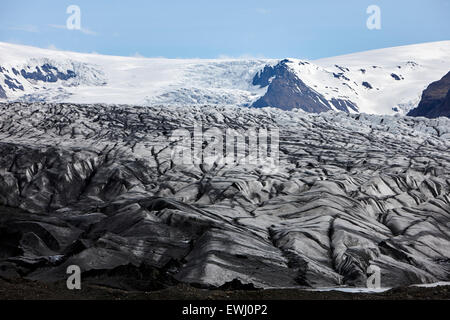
[0,102,449,289]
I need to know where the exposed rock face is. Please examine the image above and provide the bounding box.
[408,71,450,118]
[0,102,449,290]
[0,85,6,99]
[252,60,358,113]
[19,64,76,83]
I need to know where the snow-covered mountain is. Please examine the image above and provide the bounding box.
[0,41,449,114]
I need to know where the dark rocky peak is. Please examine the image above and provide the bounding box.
[408,71,450,118]
[251,60,358,113]
[252,59,292,88]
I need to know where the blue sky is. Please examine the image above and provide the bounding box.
[1,0,449,59]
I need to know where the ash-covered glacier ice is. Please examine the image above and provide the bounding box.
[0,102,449,290]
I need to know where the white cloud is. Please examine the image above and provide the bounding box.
[80,27,97,36]
[217,53,267,60]
[9,25,39,33]
[131,52,145,58]
[48,24,67,30]
[256,8,270,15]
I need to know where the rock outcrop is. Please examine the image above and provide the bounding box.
[408,71,450,118]
[252,60,358,113]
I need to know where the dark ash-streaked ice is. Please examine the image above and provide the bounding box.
[0,102,449,290]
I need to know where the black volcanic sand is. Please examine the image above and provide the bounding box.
[0,278,449,300]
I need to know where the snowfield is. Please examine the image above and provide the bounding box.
[1,41,449,114]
